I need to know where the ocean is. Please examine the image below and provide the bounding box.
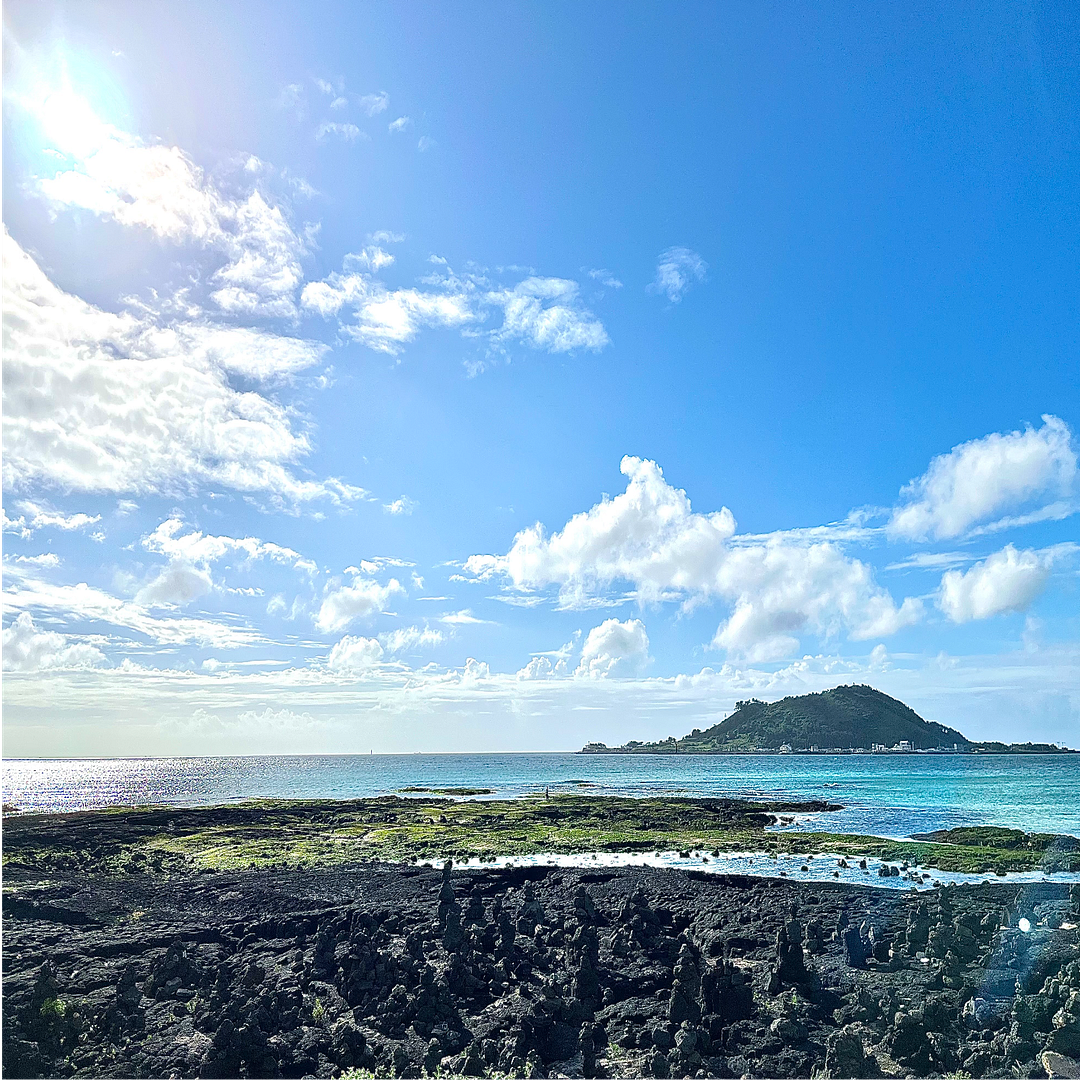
[4,751,1079,840]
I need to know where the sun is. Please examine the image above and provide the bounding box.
[6,46,131,163]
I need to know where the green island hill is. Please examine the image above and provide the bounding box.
[580,684,1075,755]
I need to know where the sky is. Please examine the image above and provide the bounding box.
[2,0,1078,757]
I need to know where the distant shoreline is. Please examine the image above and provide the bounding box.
[579,744,1078,755]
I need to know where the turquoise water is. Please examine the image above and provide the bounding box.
[4,752,1079,839]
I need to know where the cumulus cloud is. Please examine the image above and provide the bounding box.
[467,456,921,659]
[301,255,610,358]
[30,92,308,317]
[383,497,417,516]
[937,544,1066,622]
[135,563,214,607]
[650,247,707,302]
[316,578,405,633]
[2,612,107,671]
[516,654,569,680]
[461,657,490,683]
[577,618,650,678]
[3,232,360,505]
[889,416,1077,541]
[327,634,385,672]
[389,116,412,133]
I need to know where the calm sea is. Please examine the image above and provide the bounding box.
[4,752,1079,840]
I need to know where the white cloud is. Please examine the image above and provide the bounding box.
[301,256,609,358]
[577,617,650,678]
[389,116,412,133]
[2,612,107,671]
[650,247,707,302]
[327,634,384,672]
[937,544,1065,622]
[889,416,1077,541]
[588,269,623,289]
[15,501,100,535]
[885,551,975,572]
[359,92,389,116]
[371,231,405,244]
[5,553,61,569]
[461,657,490,683]
[235,706,318,729]
[467,456,921,659]
[316,578,405,633]
[135,518,315,610]
[345,246,395,272]
[3,233,360,505]
[440,609,493,625]
[417,136,436,152]
[330,97,348,111]
[29,93,308,318]
[516,655,569,680]
[316,121,365,143]
[383,497,416,516]
[380,626,445,653]
[3,576,266,648]
[135,563,214,607]
[488,277,609,353]
[142,517,315,573]
[301,269,475,355]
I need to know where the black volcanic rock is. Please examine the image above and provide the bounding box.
[583,684,972,753]
[4,859,1079,1079]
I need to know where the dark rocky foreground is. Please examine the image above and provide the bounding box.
[4,861,1080,1079]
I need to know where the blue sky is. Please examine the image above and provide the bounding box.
[3,0,1078,756]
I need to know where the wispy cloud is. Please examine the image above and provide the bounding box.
[389,116,412,133]
[301,253,610,358]
[27,93,308,318]
[588,269,623,289]
[316,121,365,142]
[359,91,389,116]
[649,246,707,302]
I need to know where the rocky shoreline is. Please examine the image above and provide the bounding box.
[5,849,1080,1079]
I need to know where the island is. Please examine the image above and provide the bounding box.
[580,684,1075,755]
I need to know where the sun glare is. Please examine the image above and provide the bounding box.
[7,47,130,162]
[37,86,115,158]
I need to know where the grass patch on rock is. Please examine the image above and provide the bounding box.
[3,795,1076,879]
